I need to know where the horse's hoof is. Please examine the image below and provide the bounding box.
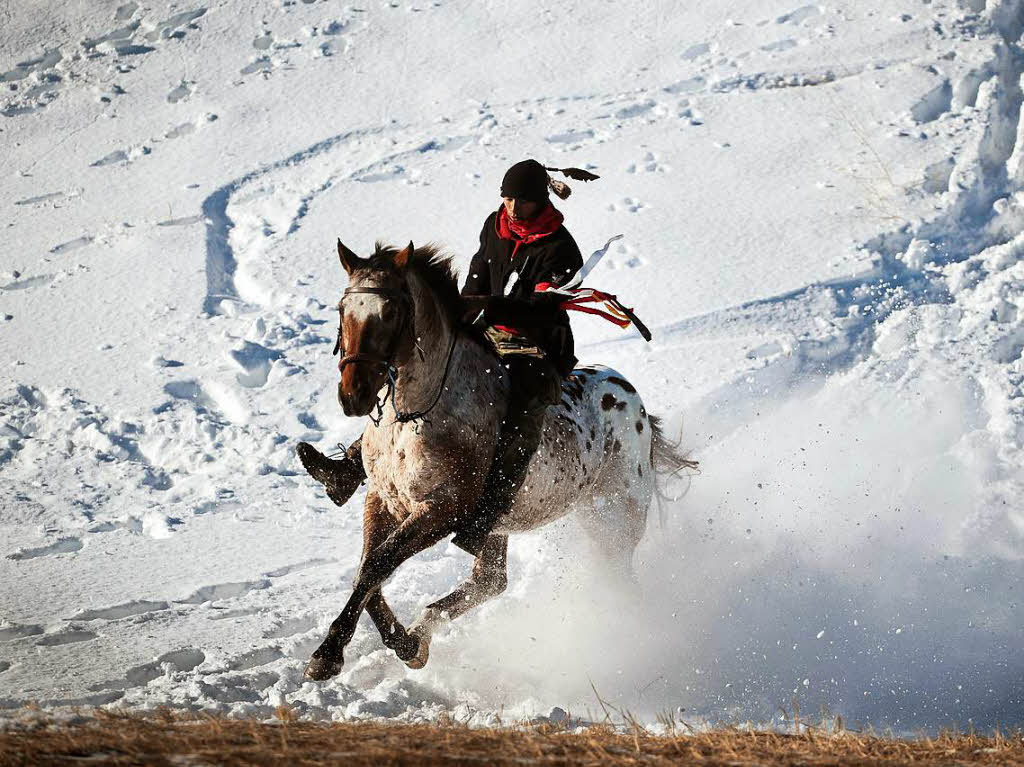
[403,634,430,670]
[303,653,344,681]
[392,634,420,664]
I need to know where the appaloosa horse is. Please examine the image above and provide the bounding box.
[302,240,694,680]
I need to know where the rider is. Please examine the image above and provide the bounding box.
[297,158,587,555]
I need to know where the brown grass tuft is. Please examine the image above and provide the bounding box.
[0,709,1022,766]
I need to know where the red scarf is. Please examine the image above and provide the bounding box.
[495,203,564,257]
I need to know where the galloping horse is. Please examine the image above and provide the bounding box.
[303,240,694,681]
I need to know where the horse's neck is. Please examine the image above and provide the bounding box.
[392,271,459,413]
[393,271,500,421]
[372,272,506,490]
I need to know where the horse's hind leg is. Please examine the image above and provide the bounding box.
[365,590,419,661]
[304,500,456,681]
[405,535,508,669]
[577,489,648,591]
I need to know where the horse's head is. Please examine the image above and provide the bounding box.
[333,239,414,417]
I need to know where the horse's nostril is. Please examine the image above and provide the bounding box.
[338,377,373,417]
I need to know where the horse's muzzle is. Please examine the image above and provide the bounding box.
[337,380,364,417]
[337,376,381,417]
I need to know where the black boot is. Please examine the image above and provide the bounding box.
[452,356,562,555]
[296,438,366,507]
[451,404,546,556]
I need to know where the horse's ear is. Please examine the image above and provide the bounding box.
[393,241,413,269]
[337,239,361,274]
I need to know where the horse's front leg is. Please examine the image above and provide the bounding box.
[342,490,420,662]
[303,500,456,681]
[405,535,508,669]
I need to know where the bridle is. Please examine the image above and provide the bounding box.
[334,286,411,369]
[334,284,457,427]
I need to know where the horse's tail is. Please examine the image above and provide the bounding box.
[648,414,700,528]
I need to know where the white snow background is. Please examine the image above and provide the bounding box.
[1,0,1023,731]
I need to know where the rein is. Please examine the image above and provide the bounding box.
[335,285,458,427]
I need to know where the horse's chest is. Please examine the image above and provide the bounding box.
[363,422,490,513]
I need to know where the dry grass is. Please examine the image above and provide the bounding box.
[1,708,1023,766]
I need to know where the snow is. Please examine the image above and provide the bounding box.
[2,0,1023,731]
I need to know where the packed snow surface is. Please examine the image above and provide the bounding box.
[2,0,1023,730]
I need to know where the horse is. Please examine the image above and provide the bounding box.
[302,239,695,681]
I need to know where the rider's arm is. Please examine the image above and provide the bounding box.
[534,235,584,291]
[479,294,563,328]
[477,238,584,328]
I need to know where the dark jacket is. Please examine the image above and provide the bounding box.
[461,209,584,375]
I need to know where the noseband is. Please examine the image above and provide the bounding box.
[333,284,457,427]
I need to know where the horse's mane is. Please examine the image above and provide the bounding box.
[368,241,463,324]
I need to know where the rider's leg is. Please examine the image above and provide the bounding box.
[450,356,561,555]
[296,437,366,507]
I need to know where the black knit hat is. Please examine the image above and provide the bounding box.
[500,159,550,202]
[500,160,601,202]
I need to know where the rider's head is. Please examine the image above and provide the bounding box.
[500,159,549,221]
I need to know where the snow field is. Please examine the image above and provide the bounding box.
[1,0,1023,730]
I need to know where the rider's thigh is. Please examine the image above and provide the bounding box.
[506,356,561,410]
